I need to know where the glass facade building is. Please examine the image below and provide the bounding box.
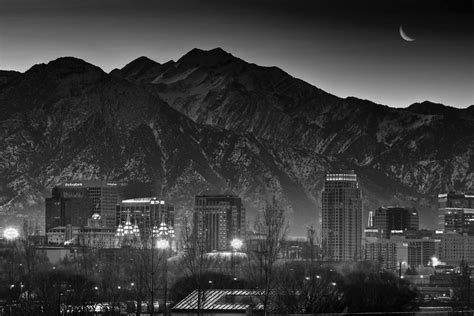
[45,181,120,230]
[438,192,474,234]
[322,171,362,261]
[194,192,246,252]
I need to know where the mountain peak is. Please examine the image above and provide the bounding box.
[406,101,459,116]
[110,56,175,83]
[177,47,237,68]
[48,57,101,69]
[27,57,104,77]
[122,56,160,72]
[0,70,21,89]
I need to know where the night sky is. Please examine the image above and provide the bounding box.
[0,0,472,108]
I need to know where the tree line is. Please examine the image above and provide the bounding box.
[0,203,418,315]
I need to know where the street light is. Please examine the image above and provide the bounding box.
[3,227,19,240]
[157,224,171,316]
[150,199,158,316]
[58,292,64,316]
[431,256,440,267]
[4,227,19,305]
[230,238,243,251]
[230,238,243,278]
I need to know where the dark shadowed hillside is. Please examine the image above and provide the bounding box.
[1,49,473,234]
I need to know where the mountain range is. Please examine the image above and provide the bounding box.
[1,48,473,235]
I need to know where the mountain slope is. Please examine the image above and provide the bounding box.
[0,57,331,233]
[112,48,474,228]
[1,49,473,234]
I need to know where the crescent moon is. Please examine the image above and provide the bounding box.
[400,25,415,42]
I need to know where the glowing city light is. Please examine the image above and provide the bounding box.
[231,238,243,251]
[156,239,169,249]
[3,227,19,240]
[431,256,440,267]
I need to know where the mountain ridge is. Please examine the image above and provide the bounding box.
[1,48,472,235]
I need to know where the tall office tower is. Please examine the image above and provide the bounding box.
[407,238,437,267]
[438,192,474,234]
[194,192,246,252]
[322,171,362,261]
[81,181,120,227]
[371,207,419,238]
[46,181,120,229]
[45,186,93,231]
[116,197,175,237]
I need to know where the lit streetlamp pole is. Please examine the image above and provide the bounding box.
[4,227,19,304]
[150,198,158,316]
[156,238,169,316]
[57,291,63,316]
[3,227,20,240]
[230,238,243,278]
[157,221,174,316]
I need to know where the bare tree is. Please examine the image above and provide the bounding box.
[271,263,344,314]
[19,219,48,302]
[306,224,316,262]
[178,214,210,315]
[247,197,288,315]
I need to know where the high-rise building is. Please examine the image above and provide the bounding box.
[116,197,175,238]
[438,192,474,234]
[370,206,419,238]
[407,238,437,267]
[194,192,246,252]
[46,181,120,229]
[45,186,93,231]
[81,181,120,227]
[322,171,362,261]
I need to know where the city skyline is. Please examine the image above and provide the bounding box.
[1,0,472,108]
[1,0,474,313]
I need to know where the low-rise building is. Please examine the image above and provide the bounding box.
[172,289,264,315]
[365,231,439,269]
[46,225,81,245]
[47,214,116,248]
[440,233,474,265]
